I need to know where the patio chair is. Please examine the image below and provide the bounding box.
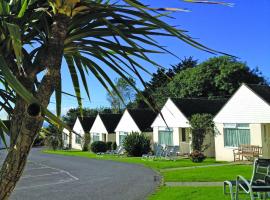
[106,145,123,155]
[167,145,180,161]
[142,144,164,160]
[223,158,270,200]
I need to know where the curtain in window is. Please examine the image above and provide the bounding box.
[158,130,173,146]
[93,135,100,142]
[224,128,250,147]
[119,134,126,145]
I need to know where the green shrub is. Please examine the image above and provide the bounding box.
[91,141,107,153]
[123,132,150,157]
[106,142,112,151]
[189,150,206,163]
[112,142,117,150]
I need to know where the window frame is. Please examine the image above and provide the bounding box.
[223,123,251,148]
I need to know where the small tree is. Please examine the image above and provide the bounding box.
[189,114,214,162]
[81,133,90,152]
[123,132,151,157]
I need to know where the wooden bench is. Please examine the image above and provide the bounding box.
[233,145,262,162]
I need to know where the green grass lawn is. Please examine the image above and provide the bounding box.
[148,186,232,200]
[162,164,252,182]
[43,150,225,170]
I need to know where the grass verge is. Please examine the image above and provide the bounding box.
[148,186,232,200]
[162,165,252,182]
[43,150,225,170]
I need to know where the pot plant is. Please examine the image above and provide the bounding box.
[190,150,206,163]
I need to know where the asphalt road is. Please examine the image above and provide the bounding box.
[0,148,159,200]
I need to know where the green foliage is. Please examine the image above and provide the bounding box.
[91,141,107,153]
[168,56,267,99]
[123,132,151,157]
[132,56,267,109]
[189,150,206,163]
[133,57,197,109]
[112,142,117,150]
[106,141,112,151]
[107,77,136,113]
[189,114,214,152]
[44,124,63,150]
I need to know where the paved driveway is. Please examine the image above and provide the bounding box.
[0,148,159,200]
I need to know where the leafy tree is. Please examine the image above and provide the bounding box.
[133,57,198,108]
[43,124,63,150]
[0,0,227,197]
[107,77,136,113]
[189,114,214,152]
[168,56,267,99]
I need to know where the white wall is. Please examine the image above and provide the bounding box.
[151,98,190,128]
[115,110,141,146]
[90,114,107,143]
[215,123,263,161]
[214,84,270,124]
[62,128,70,149]
[72,118,85,150]
[152,98,190,153]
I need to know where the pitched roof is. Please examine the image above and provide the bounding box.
[99,113,122,133]
[170,98,227,119]
[78,116,96,132]
[127,109,157,132]
[246,84,270,104]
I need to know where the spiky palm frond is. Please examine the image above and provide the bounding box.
[0,0,230,142]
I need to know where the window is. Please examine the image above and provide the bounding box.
[63,133,68,141]
[92,133,100,142]
[75,135,81,144]
[119,132,128,145]
[181,128,186,142]
[224,123,250,147]
[158,127,173,146]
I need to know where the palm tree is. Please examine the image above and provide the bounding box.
[0,0,230,198]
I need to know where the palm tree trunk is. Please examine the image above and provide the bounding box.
[0,113,43,199]
[0,14,69,199]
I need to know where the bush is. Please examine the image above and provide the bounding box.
[106,142,112,151]
[91,141,107,153]
[112,142,117,150]
[123,132,150,157]
[189,114,214,152]
[189,150,206,163]
[45,136,59,151]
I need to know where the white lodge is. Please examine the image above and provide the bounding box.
[90,113,122,143]
[214,84,270,161]
[151,98,226,157]
[114,109,156,146]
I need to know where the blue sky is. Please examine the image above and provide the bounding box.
[49,0,270,115]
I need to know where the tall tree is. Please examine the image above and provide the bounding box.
[168,56,267,99]
[133,57,198,108]
[0,0,229,198]
[107,77,135,112]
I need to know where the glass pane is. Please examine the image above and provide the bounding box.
[158,130,173,145]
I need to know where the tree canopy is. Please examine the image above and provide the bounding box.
[132,56,267,108]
